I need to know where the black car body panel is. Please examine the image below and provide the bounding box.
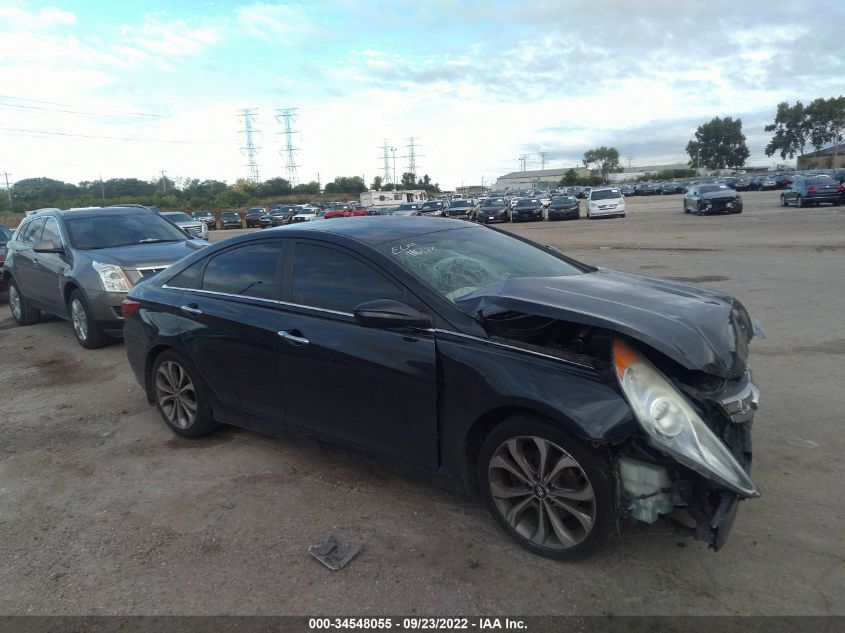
[123,218,760,554]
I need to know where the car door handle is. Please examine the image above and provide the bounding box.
[278,329,309,346]
[180,304,203,316]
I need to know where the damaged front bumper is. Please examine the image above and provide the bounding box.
[618,371,760,551]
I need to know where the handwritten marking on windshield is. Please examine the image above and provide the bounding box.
[392,242,435,257]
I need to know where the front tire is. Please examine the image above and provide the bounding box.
[151,350,218,438]
[478,415,614,560]
[8,278,40,325]
[780,195,787,207]
[68,289,109,349]
[797,195,805,208]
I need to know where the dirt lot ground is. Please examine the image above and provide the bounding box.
[1,191,843,615]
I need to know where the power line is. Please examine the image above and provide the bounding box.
[238,108,261,183]
[275,108,299,187]
[0,125,220,144]
[0,101,170,119]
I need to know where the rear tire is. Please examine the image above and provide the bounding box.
[478,415,615,560]
[151,350,218,438]
[8,278,40,326]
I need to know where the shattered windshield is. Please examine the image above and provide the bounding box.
[378,227,584,302]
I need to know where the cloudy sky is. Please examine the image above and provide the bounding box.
[1,0,843,189]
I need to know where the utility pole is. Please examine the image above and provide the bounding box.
[238,108,261,183]
[161,170,167,193]
[99,172,105,199]
[390,147,397,191]
[3,171,12,209]
[276,107,299,187]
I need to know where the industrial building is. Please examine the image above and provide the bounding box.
[797,144,844,170]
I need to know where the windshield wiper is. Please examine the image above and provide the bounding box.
[136,238,182,244]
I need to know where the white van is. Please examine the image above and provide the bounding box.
[587,187,626,219]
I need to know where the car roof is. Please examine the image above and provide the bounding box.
[26,205,159,220]
[256,216,477,246]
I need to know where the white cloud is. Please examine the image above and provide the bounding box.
[235,2,316,42]
[0,4,77,30]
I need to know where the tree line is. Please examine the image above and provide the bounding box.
[0,172,440,215]
[556,95,844,186]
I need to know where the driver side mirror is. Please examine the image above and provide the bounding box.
[33,239,64,254]
[353,299,431,330]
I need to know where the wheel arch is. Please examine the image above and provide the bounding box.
[144,344,175,401]
[462,405,594,494]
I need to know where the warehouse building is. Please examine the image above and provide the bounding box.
[797,144,845,170]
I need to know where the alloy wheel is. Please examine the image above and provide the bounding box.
[155,361,198,429]
[9,284,22,320]
[70,298,88,342]
[487,436,596,550]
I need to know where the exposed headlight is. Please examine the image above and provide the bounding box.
[92,261,131,293]
[613,338,760,497]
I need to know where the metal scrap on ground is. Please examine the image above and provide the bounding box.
[308,534,361,571]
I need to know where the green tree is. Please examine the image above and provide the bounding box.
[558,168,579,186]
[765,101,813,160]
[582,147,621,182]
[371,176,383,191]
[686,117,749,170]
[293,181,321,195]
[807,96,845,167]
[259,177,292,197]
[324,176,366,194]
[400,172,417,188]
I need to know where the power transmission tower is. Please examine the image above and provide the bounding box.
[379,140,392,186]
[276,108,299,187]
[238,108,261,183]
[539,152,548,171]
[519,154,529,171]
[2,171,12,209]
[403,137,422,179]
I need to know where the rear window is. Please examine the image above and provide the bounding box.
[201,242,282,299]
[808,177,837,186]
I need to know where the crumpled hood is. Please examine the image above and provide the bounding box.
[84,240,206,268]
[456,268,757,378]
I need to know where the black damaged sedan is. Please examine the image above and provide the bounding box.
[123,218,761,560]
[683,184,743,215]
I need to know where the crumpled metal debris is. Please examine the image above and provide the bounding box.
[308,534,361,571]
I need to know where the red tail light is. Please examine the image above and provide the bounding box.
[807,186,818,193]
[121,298,141,319]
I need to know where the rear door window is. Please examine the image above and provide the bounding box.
[200,242,285,300]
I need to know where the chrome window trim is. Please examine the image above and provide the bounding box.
[161,284,355,318]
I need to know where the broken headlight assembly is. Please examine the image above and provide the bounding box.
[612,337,760,498]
